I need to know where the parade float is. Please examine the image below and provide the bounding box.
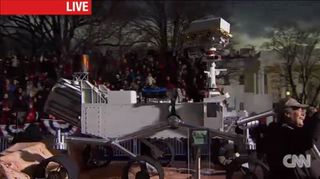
[39,17,274,179]
[0,17,274,179]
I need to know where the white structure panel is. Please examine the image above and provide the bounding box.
[81,103,207,139]
[101,104,168,139]
[81,105,101,135]
[108,90,137,104]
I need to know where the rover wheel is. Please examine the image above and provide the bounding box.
[243,158,269,179]
[33,155,79,179]
[150,140,175,167]
[122,155,164,179]
[226,154,269,179]
[83,144,113,169]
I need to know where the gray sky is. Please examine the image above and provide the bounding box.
[224,1,320,49]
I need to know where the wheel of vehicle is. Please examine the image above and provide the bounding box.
[244,157,270,179]
[122,155,164,179]
[226,153,269,179]
[82,144,113,169]
[33,155,79,179]
[150,140,175,167]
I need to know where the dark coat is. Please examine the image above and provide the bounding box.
[264,122,313,179]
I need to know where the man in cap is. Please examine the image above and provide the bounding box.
[275,97,308,127]
[264,97,312,179]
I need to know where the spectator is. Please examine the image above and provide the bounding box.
[264,97,314,179]
[1,93,12,124]
[176,87,187,103]
[164,76,176,100]
[145,73,156,87]
[25,102,37,123]
[10,55,19,77]
[34,84,50,116]
[13,95,28,113]
[27,81,38,98]
[164,76,175,90]
[130,81,139,91]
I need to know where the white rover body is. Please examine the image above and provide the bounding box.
[83,64,231,139]
[46,62,235,140]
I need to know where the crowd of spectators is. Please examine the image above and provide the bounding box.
[0,54,62,125]
[101,51,210,103]
[0,51,211,126]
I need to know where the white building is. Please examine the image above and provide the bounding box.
[221,48,274,114]
[222,48,320,113]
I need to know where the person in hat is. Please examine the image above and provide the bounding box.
[264,97,313,179]
[274,97,308,128]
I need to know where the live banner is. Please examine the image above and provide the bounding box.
[0,0,92,15]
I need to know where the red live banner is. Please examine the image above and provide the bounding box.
[0,0,92,15]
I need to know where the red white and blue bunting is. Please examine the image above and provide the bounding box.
[41,119,79,136]
[0,123,31,137]
[0,119,79,137]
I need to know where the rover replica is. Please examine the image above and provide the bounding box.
[36,17,275,179]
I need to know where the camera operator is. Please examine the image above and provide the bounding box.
[264,97,313,179]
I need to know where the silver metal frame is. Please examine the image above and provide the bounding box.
[55,113,240,158]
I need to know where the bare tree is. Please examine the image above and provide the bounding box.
[126,1,229,59]
[0,1,229,60]
[75,1,154,57]
[264,26,320,105]
[0,0,112,59]
[0,15,102,61]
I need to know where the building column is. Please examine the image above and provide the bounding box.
[253,73,257,94]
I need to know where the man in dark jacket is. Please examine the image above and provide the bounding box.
[265,97,313,179]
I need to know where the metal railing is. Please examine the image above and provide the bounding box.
[111,138,188,157]
[78,80,108,104]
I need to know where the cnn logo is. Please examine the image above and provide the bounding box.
[283,154,311,168]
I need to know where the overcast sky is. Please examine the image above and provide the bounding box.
[101,1,320,49]
[223,1,320,49]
